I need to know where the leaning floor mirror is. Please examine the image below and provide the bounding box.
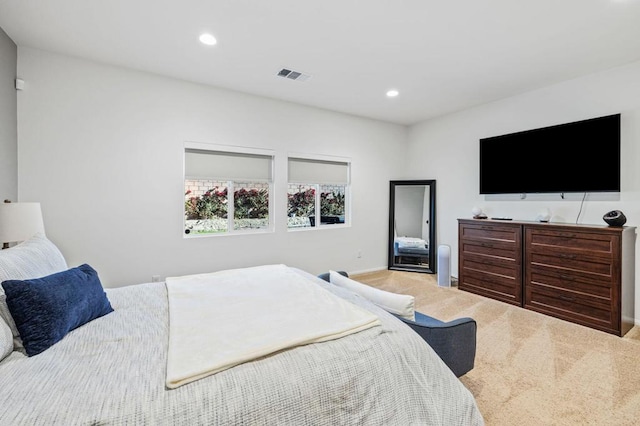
[388,180,436,274]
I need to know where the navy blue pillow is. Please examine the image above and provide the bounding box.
[1,264,113,356]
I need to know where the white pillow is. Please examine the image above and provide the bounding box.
[0,232,68,342]
[0,317,12,362]
[329,270,415,321]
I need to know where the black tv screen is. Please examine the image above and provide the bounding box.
[479,114,620,194]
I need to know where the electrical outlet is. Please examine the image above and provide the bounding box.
[151,275,161,283]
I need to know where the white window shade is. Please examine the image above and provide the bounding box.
[185,149,273,181]
[288,158,349,184]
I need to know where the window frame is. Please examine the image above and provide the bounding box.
[287,152,351,231]
[184,142,275,237]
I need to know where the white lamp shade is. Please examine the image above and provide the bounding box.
[0,202,45,244]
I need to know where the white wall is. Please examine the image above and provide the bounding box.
[17,47,407,287]
[407,59,640,321]
[0,26,16,202]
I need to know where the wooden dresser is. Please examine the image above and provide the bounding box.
[458,220,522,306]
[458,219,635,336]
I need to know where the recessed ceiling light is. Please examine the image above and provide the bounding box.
[199,33,217,46]
[386,89,399,98]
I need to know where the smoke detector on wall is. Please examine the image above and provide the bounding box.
[277,68,312,82]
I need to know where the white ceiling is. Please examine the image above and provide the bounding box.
[1,0,640,125]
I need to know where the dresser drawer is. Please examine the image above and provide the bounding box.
[460,266,521,306]
[460,239,519,264]
[528,265,612,300]
[460,222,520,244]
[527,251,614,277]
[461,255,519,282]
[526,228,617,259]
[525,282,616,332]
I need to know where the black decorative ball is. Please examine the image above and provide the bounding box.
[603,210,627,227]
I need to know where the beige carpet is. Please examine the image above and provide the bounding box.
[351,270,640,426]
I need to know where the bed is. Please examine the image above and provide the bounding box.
[394,236,430,264]
[0,234,483,425]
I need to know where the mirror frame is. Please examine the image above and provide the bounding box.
[388,179,436,274]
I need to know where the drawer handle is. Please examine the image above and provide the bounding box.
[480,243,494,248]
[558,253,577,259]
[559,295,574,302]
[559,275,575,281]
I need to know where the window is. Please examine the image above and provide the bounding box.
[184,143,274,236]
[287,155,350,230]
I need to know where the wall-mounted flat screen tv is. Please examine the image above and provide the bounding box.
[479,113,620,194]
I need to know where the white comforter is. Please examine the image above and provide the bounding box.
[0,267,484,425]
[165,264,380,388]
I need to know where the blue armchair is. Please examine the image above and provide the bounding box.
[317,271,476,377]
[394,311,476,377]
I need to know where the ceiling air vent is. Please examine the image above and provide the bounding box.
[277,68,311,82]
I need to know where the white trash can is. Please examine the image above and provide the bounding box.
[437,245,451,287]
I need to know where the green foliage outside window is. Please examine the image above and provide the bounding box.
[185,187,228,220]
[185,186,269,220]
[320,191,345,216]
[287,188,316,217]
[233,188,269,219]
[287,187,345,217]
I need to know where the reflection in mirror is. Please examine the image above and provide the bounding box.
[388,180,436,274]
